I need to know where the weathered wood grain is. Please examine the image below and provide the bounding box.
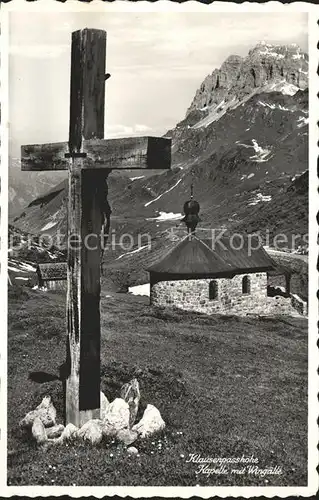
[79,170,109,415]
[83,136,171,169]
[21,136,171,171]
[69,28,106,150]
[65,29,107,427]
[21,142,69,171]
[65,158,82,426]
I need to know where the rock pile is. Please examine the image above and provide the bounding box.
[19,379,165,450]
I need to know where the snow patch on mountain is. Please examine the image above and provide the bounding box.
[8,260,37,273]
[117,244,150,260]
[8,265,23,273]
[250,140,272,163]
[258,100,295,112]
[241,173,255,181]
[235,139,272,162]
[146,212,182,222]
[192,97,238,129]
[236,141,252,149]
[144,178,182,207]
[130,176,145,181]
[297,116,309,128]
[19,262,37,272]
[41,220,58,231]
[40,210,62,232]
[258,47,285,59]
[292,53,304,60]
[280,82,301,96]
[265,80,301,96]
[248,193,272,206]
[129,283,150,297]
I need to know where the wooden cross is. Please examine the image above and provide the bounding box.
[21,29,171,427]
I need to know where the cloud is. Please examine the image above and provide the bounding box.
[55,22,75,33]
[10,44,68,59]
[135,124,152,133]
[106,123,152,138]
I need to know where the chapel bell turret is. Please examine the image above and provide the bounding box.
[181,183,201,234]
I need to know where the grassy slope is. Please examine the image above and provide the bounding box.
[8,286,307,486]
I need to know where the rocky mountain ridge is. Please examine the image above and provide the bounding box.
[183,42,308,130]
[9,157,67,217]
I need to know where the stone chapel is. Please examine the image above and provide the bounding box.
[147,189,307,316]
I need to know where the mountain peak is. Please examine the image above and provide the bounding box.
[222,54,243,64]
[249,41,306,59]
[186,41,308,125]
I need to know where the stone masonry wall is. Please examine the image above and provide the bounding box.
[151,273,268,316]
[46,280,67,291]
[150,273,305,316]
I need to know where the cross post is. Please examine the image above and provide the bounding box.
[21,28,171,427]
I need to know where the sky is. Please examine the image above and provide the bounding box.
[9,11,308,157]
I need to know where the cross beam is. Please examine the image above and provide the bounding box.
[21,136,171,171]
[21,28,171,427]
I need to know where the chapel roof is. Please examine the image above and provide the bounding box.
[147,234,276,278]
[37,262,67,281]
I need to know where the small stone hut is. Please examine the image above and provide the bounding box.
[36,262,67,291]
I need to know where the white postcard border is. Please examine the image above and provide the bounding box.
[0,1,318,497]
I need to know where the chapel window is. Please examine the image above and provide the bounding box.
[242,275,251,294]
[209,280,218,300]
